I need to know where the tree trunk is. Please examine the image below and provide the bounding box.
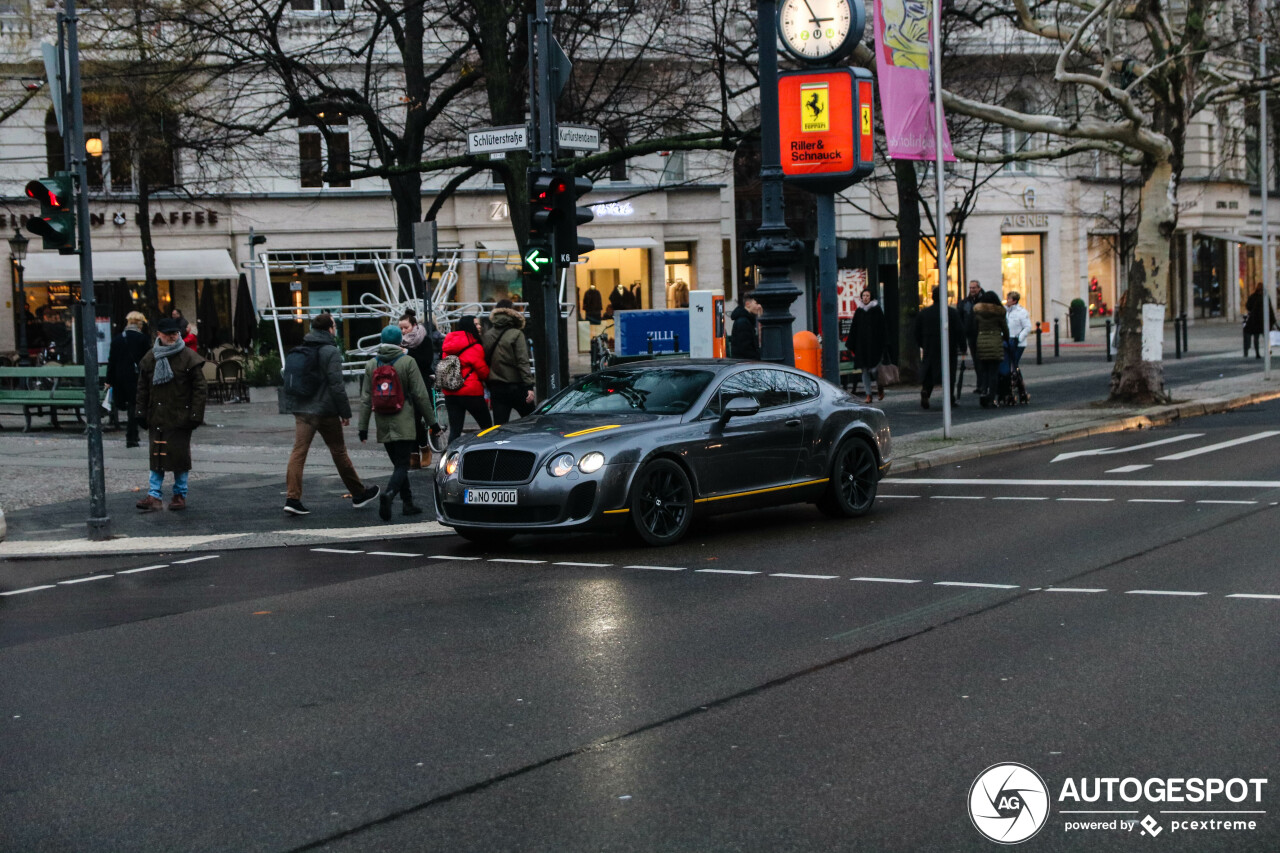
[1108,160,1175,404]
[894,159,921,381]
[390,172,423,253]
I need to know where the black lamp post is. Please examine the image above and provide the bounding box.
[746,0,803,365]
[8,227,28,359]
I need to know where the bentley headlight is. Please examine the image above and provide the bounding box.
[549,453,576,477]
[443,452,460,476]
[578,451,605,474]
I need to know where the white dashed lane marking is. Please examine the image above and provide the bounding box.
[994,496,1049,501]
[625,565,686,571]
[311,548,363,555]
[485,558,546,564]
[117,564,168,574]
[1044,587,1107,594]
[852,576,922,584]
[1227,594,1280,600]
[1126,590,1208,597]
[173,555,221,564]
[696,569,760,575]
[935,581,1020,589]
[367,552,422,557]
[771,573,840,580]
[1,585,56,596]
[1106,465,1151,474]
[57,575,114,585]
[555,561,613,567]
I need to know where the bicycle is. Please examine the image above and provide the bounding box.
[590,321,615,372]
[427,385,450,454]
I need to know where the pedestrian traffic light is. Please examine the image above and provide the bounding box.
[25,171,76,253]
[553,173,594,265]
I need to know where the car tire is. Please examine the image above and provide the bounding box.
[818,438,877,518]
[629,458,694,547]
[454,526,514,545]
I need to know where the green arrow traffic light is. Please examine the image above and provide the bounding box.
[524,247,550,272]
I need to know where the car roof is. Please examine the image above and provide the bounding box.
[606,358,807,374]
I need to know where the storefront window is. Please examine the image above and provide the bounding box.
[916,237,964,306]
[1087,234,1116,323]
[571,247,651,352]
[1001,234,1043,321]
[478,253,523,305]
[664,242,694,308]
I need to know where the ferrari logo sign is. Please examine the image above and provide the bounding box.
[778,67,875,193]
[801,82,830,132]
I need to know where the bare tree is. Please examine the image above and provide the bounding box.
[941,0,1280,403]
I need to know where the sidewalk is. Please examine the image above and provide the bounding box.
[1,318,1275,558]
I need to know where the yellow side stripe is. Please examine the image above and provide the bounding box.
[563,424,621,438]
[602,507,631,515]
[476,425,501,438]
[694,478,829,504]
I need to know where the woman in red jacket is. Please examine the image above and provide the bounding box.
[441,315,492,438]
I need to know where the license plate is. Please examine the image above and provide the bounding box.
[464,488,519,505]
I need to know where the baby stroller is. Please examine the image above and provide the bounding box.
[997,340,1030,407]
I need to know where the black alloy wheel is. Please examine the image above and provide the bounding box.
[630,458,694,546]
[818,438,877,518]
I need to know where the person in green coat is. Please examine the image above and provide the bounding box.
[358,324,436,521]
[969,291,1010,408]
[134,317,208,511]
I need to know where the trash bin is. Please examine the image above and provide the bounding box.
[1069,299,1088,342]
[793,330,821,376]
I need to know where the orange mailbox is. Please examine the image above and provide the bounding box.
[793,330,821,376]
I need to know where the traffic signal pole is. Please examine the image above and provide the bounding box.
[531,0,562,397]
[65,0,110,540]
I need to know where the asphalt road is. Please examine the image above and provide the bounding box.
[2,400,1278,851]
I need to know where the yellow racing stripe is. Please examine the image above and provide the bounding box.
[563,424,622,438]
[694,478,829,504]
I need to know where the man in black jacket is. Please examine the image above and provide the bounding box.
[913,287,963,410]
[730,295,762,360]
[283,313,379,515]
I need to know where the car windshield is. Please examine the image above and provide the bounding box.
[540,368,715,415]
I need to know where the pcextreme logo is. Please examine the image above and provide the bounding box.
[969,763,1051,844]
[969,764,1270,844]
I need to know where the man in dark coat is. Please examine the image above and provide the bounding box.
[730,295,762,360]
[913,287,963,410]
[1243,283,1276,359]
[955,279,981,396]
[106,310,150,447]
[283,313,380,516]
[134,317,208,511]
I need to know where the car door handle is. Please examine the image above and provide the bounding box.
[785,418,801,427]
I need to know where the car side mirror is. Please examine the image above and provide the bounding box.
[718,395,760,425]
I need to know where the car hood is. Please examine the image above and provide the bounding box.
[453,412,670,456]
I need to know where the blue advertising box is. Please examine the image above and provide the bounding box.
[615,309,690,356]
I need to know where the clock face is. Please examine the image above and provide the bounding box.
[778,0,855,63]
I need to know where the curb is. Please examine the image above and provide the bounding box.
[893,388,1280,473]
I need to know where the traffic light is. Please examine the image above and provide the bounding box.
[25,171,76,253]
[553,173,594,265]
[526,170,558,273]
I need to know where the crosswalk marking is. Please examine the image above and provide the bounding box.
[1106,464,1151,473]
[1156,430,1280,461]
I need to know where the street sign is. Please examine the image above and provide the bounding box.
[524,248,550,272]
[466,125,529,155]
[558,125,601,152]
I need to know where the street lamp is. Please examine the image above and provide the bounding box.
[8,227,29,360]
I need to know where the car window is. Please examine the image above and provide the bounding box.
[784,371,820,404]
[705,368,792,415]
[540,368,715,415]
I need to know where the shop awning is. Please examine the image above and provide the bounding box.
[21,249,239,283]
[1196,229,1262,246]
[476,237,661,253]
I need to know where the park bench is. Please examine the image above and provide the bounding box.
[0,365,107,432]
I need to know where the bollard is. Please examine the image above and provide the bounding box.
[1180,313,1189,354]
[1105,319,1112,362]
[1035,323,1043,365]
[1174,319,1182,358]
[1053,319,1060,357]
[674,333,680,353]
[647,336,654,355]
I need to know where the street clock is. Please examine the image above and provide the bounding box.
[778,0,864,65]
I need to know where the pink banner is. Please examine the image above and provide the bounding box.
[872,0,955,162]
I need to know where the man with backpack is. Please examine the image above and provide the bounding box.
[283,313,380,516]
[358,324,437,521]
